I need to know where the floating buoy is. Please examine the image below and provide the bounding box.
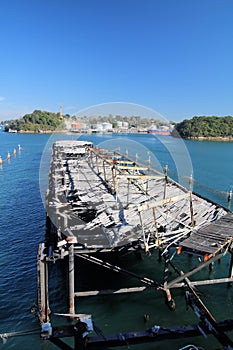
[18,144,22,151]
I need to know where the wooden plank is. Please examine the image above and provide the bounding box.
[138,192,190,212]
[115,165,149,171]
[74,286,149,297]
[116,174,164,180]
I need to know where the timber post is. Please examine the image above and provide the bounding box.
[189,174,195,229]
[163,250,175,310]
[228,244,233,287]
[37,243,50,324]
[163,165,168,200]
[69,244,75,315]
[127,178,130,206]
[103,159,107,182]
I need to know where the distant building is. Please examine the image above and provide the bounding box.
[102,122,113,130]
[113,121,123,128]
[71,123,83,132]
[122,121,129,128]
[92,123,103,131]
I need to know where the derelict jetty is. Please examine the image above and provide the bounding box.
[36,140,233,349]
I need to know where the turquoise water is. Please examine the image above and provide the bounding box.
[0,132,233,350]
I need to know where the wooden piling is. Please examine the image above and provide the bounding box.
[163,250,175,310]
[37,243,50,323]
[228,248,233,287]
[163,165,168,200]
[69,244,75,315]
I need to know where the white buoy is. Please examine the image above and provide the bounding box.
[18,144,22,151]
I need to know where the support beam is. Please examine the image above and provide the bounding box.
[74,286,150,297]
[167,249,228,289]
[117,174,164,180]
[169,277,233,288]
[75,253,162,289]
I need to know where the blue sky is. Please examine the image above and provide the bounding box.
[0,0,233,122]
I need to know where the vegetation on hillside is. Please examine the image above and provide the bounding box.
[5,110,65,132]
[172,116,233,139]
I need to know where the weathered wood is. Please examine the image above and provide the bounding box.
[167,249,228,289]
[180,213,233,255]
[116,174,164,180]
[170,277,233,289]
[115,165,149,171]
[74,286,149,297]
[138,192,190,212]
[68,245,75,315]
[37,243,50,324]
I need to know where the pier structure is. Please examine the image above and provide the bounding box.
[37,140,233,349]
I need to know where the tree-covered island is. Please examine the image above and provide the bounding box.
[4,110,65,132]
[3,110,173,133]
[172,116,233,140]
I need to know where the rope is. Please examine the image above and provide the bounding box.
[168,169,231,199]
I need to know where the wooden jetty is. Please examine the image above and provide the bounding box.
[36,140,233,349]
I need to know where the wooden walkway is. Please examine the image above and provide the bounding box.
[47,140,229,255]
[180,212,233,256]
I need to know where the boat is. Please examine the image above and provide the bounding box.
[147,129,171,135]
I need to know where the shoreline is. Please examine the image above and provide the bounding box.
[185,136,233,142]
[4,130,233,141]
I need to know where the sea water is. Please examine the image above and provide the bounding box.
[0,132,233,350]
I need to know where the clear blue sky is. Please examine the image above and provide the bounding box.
[0,0,233,122]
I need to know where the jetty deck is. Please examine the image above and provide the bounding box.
[46,140,229,255]
[180,212,233,256]
[36,140,233,350]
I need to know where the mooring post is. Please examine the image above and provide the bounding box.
[69,244,75,315]
[228,188,232,210]
[147,152,151,171]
